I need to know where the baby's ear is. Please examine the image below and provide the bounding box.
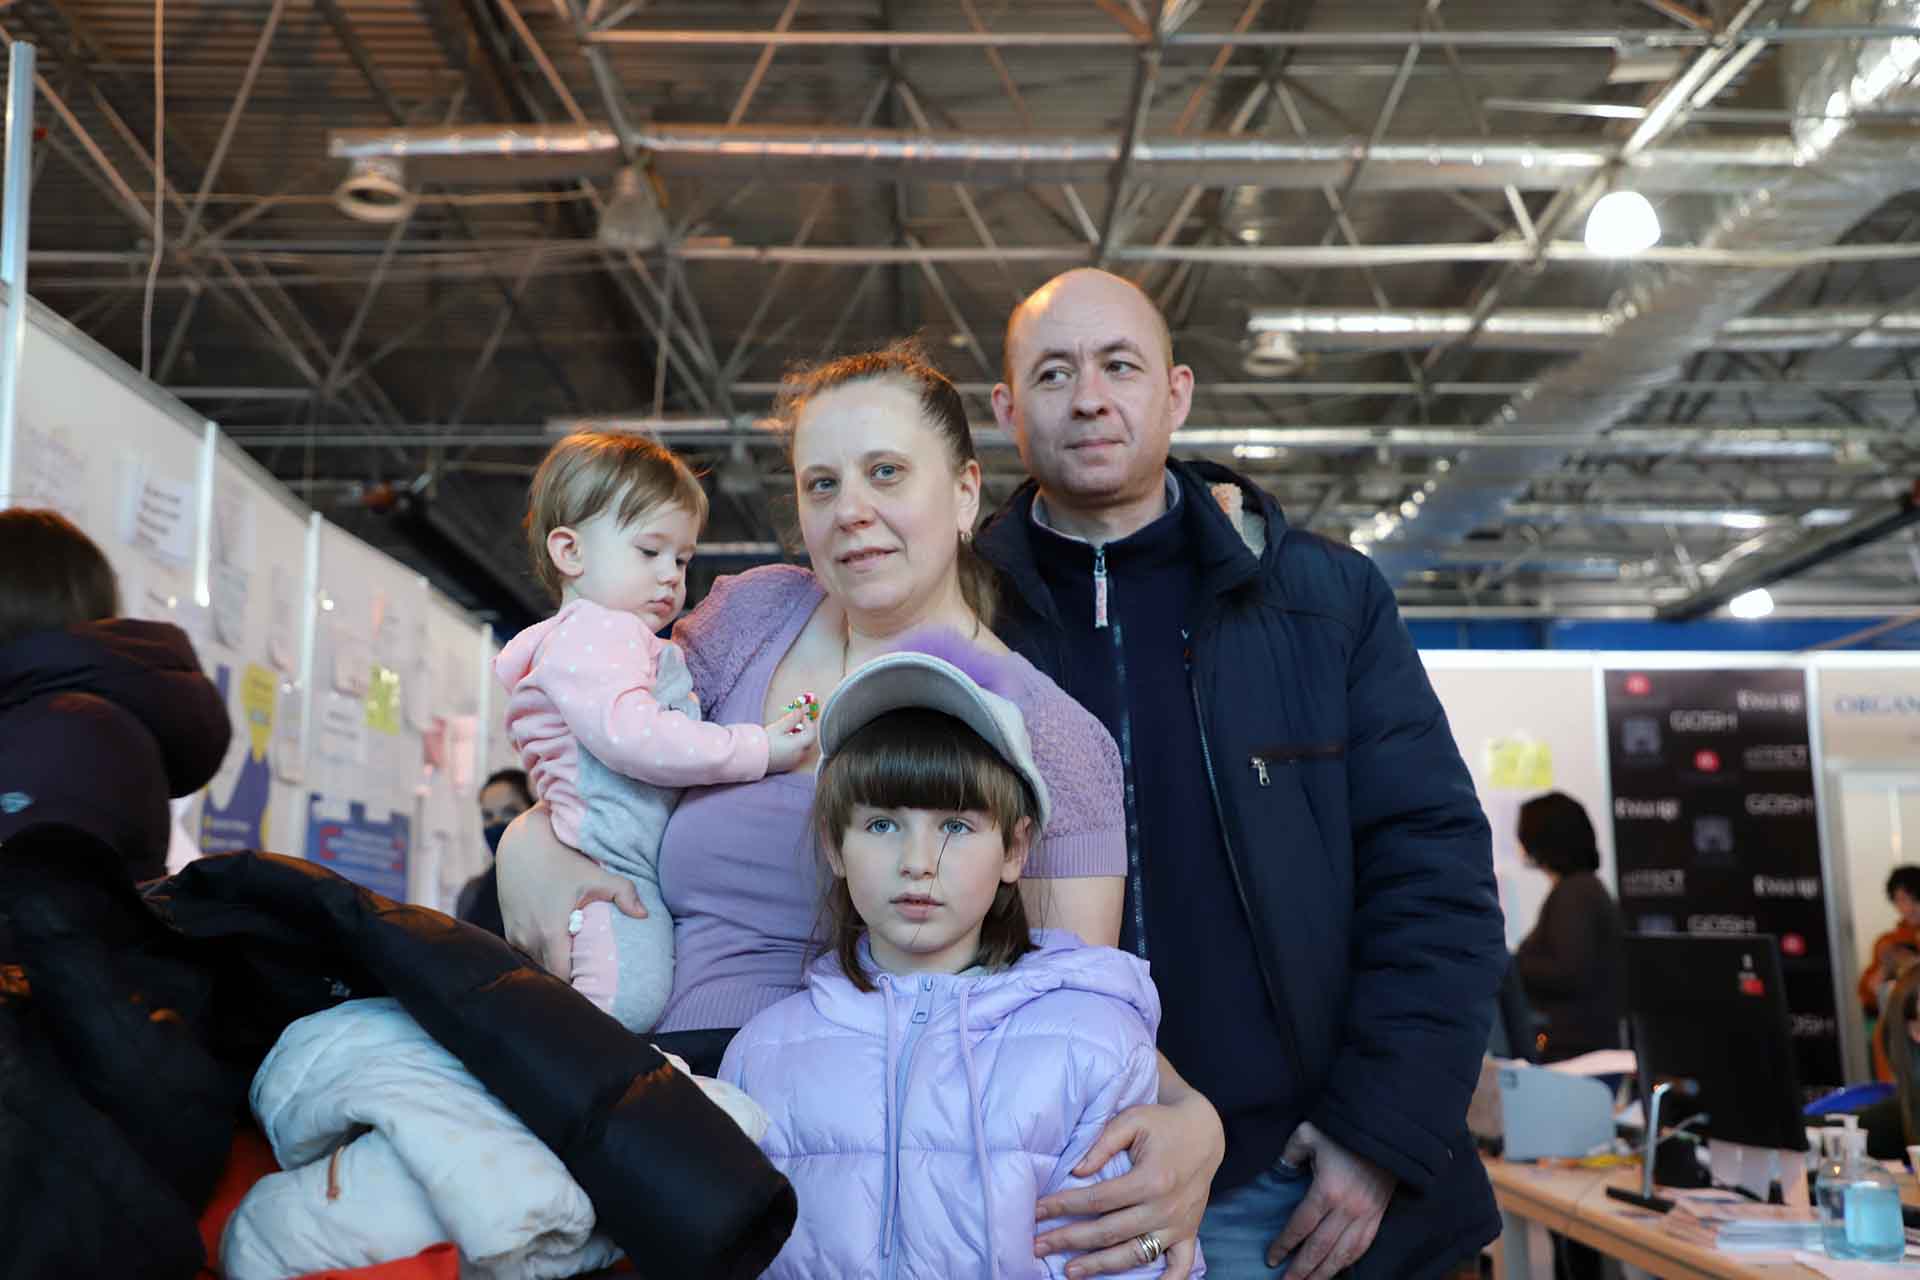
[546,525,584,579]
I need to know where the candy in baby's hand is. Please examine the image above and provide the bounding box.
[784,692,821,722]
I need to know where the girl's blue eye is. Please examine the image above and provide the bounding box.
[865,816,898,835]
[940,817,972,836]
[872,463,900,481]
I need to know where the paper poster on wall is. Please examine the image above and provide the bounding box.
[306,796,410,902]
[1484,735,1554,791]
[365,665,403,735]
[268,564,298,674]
[11,423,91,525]
[120,566,214,664]
[407,618,435,732]
[115,457,195,567]
[199,664,276,854]
[272,679,305,783]
[446,714,478,790]
[421,717,448,768]
[371,590,405,671]
[209,487,254,649]
[1604,666,1841,1091]
[316,690,369,767]
[326,611,373,696]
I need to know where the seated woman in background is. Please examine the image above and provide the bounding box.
[0,508,229,881]
[1513,792,1624,1063]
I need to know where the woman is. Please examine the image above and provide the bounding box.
[1513,792,1625,1063]
[497,341,1222,1279]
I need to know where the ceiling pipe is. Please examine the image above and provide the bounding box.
[328,122,1795,194]
[1655,480,1920,620]
[1368,0,1920,586]
[1245,304,1920,352]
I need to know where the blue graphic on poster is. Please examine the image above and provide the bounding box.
[200,663,277,854]
[306,797,411,901]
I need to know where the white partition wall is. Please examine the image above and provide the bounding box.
[1422,653,1613,953]
[0,290,503,907]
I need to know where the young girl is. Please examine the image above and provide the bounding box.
[721,642,1195,1279]
[495,431,816,1031]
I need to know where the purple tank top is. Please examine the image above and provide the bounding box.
[654,604,822,1032]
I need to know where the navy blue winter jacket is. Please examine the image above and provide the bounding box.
[978,458,1506,1280]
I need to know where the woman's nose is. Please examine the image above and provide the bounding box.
[834,485,875,526]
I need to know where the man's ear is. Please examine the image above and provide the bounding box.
[1167,363,1196,432]
[1000,815,1035,884]
[990,382,1021,443]
[546,525,585,581]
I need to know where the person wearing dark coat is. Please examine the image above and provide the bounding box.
[0,508,230,882]
[455,768,534,937]
[0,825,797,1280]
[980,269,1506,1280]
[1512,792,1625,1063]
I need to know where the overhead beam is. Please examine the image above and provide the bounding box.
[1656,481,1920,621]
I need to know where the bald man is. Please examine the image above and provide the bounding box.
[980,269,1504,1280]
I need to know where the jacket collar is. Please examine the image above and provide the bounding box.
[977,459,1287,622]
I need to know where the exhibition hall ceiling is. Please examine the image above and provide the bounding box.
[11,0,1920,622]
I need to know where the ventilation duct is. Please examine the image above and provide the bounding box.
[1244,305,1920,353]
[1368,0,1920,587]
[329,123,1795,194]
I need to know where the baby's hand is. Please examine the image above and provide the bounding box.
[765,705,818,773]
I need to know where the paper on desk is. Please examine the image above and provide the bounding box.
[1792,1252,1920,1276]
[1544,1049,1637,1078]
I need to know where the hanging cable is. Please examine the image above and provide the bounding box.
[139,0,165,377]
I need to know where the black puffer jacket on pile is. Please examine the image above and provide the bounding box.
[0,827,796,1280]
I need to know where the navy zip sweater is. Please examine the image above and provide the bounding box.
[1026,492,1296,1190]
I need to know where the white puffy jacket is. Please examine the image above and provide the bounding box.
[221,997,619,1280]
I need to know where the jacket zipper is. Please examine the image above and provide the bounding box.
[1112,618,1147,959]
[1186,637,1300,1075]
[881,975,936,1280]
[1093,545,1109,629]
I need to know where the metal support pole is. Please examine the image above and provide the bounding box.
[0,42,36,511]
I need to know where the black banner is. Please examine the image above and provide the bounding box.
[1604,667,1841,1089]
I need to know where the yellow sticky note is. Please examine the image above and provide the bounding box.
[240,663,277,761]
[365,665,403,736]
[1486,737,1553,791]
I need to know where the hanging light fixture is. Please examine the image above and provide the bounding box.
[333,156,416,224]
[1584,189,1661,256]
[599,162,669,251]
[1728,587,1775,620]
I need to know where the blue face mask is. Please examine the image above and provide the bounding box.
[483,821,511,854]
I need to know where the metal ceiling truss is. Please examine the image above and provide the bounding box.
[12,0,1920,619]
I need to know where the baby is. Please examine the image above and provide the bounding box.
[495,431,815,1032]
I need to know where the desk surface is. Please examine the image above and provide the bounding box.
[1486,1157,1828,1280]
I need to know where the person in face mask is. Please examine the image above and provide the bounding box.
[456,769,533,937]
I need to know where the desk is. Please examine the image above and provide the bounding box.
[1486,1157,1828,1280]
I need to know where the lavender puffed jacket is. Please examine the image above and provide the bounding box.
[720,930,1202,1280]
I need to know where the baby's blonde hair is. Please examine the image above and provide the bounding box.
[524,432,709,602]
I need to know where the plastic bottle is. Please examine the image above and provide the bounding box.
[1818,1116,1905,1262]
[1816,1125,1854,1258]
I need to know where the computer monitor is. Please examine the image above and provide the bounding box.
[1489,955,1541,1063]
[1625,934,1807,1152]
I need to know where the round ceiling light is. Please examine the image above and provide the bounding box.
[334,156,416,224]
[1584,189,1661,257]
